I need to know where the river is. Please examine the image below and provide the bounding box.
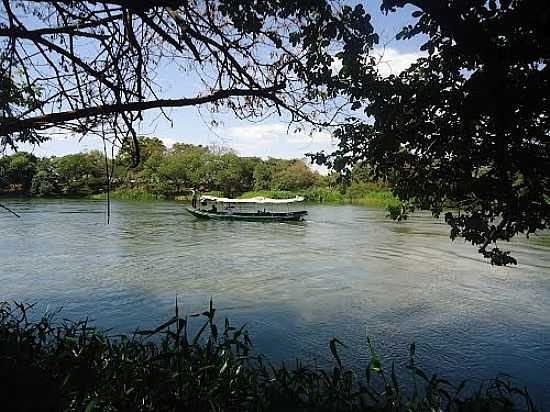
[1,198,549,406]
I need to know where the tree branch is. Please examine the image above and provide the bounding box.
[0,84,285,135]
[0,203,21,218]
[0,27,126,94]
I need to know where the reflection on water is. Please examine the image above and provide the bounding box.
[1,198,549,406]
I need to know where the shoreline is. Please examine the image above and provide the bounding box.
[87,188,401,208]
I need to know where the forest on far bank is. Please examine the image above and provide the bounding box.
[0,137,395,205]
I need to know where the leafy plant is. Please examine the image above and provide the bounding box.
[0,300,537,412]
[310,1,550,265]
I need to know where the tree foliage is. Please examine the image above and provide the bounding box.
[54,151,106,195]
[0,151,36,192]
[0,139,331,198]
[30,158,59,196]
[2,0,547,264]
[0,0,375,163]
[311,0,550,265]
[271,160,318,191]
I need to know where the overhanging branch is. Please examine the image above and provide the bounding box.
[0,85,286,136]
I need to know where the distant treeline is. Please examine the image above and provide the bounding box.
[0,137,396,205]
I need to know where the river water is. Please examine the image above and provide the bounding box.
[1,198,549,406]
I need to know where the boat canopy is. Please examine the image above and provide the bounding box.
[200,195,304,204]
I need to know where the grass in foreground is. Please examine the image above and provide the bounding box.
[0,300,537,412]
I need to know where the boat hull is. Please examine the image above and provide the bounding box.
[186,207,307,222]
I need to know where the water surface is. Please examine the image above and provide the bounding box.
[1,199,549,406]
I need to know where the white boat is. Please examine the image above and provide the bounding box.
[186,195,308,222]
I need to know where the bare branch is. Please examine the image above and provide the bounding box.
[0,84,286,135]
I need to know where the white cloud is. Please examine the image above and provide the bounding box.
[330,57,343,75]
[222,123,335,160]
[372,47,425,77]
[160,137,177,148]
[11,134,105,157]
[331,47,425,77]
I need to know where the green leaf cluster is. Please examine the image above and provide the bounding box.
[0,301,538,411]
[311,0,550,265]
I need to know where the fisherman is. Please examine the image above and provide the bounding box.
[191,189,198,208]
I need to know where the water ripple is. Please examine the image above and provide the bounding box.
[1,199,549,404]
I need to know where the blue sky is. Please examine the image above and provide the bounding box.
[18,2,425,160]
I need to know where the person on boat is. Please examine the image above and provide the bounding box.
[210,204,217,213]
[191,189,198,209]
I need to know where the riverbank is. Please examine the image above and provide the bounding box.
[0,300,537,411]
[89,187,401,208]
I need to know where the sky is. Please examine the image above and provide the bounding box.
[15,2,425,161]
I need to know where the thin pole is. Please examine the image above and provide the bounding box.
[0,203,20,218]
[103,137,111,224]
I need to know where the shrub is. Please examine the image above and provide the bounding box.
[303,187,345,202]
[0,301,537,412]
[239,190,301,200]
[90,189,167,201]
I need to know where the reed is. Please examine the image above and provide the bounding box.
[0,301,537,412]
[239,190,304,200]
[90,189,167,201]
[239,188,400,207]
[89,187,401,209]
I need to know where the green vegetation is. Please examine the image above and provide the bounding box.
[0,0,546,408]
[309,2,550,265]
[1,1,372,153]
[1,138,399,208]
[238,188,399,208]
[0,301,537,412]
[89,190,168,201]
[1,150,107,197]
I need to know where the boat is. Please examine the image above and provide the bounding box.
[186,195,308,222]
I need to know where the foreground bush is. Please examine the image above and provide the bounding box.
[0,301,537,412]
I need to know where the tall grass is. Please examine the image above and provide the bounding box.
[88,185,401,209]
[90,189,167,201]
[238,190,304,200]
[203,191,226,198]
[347,190,400,207]
[344,182,400,207]
[238,188,398,207]
[0,300,537,411]
[303,187,345,202]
